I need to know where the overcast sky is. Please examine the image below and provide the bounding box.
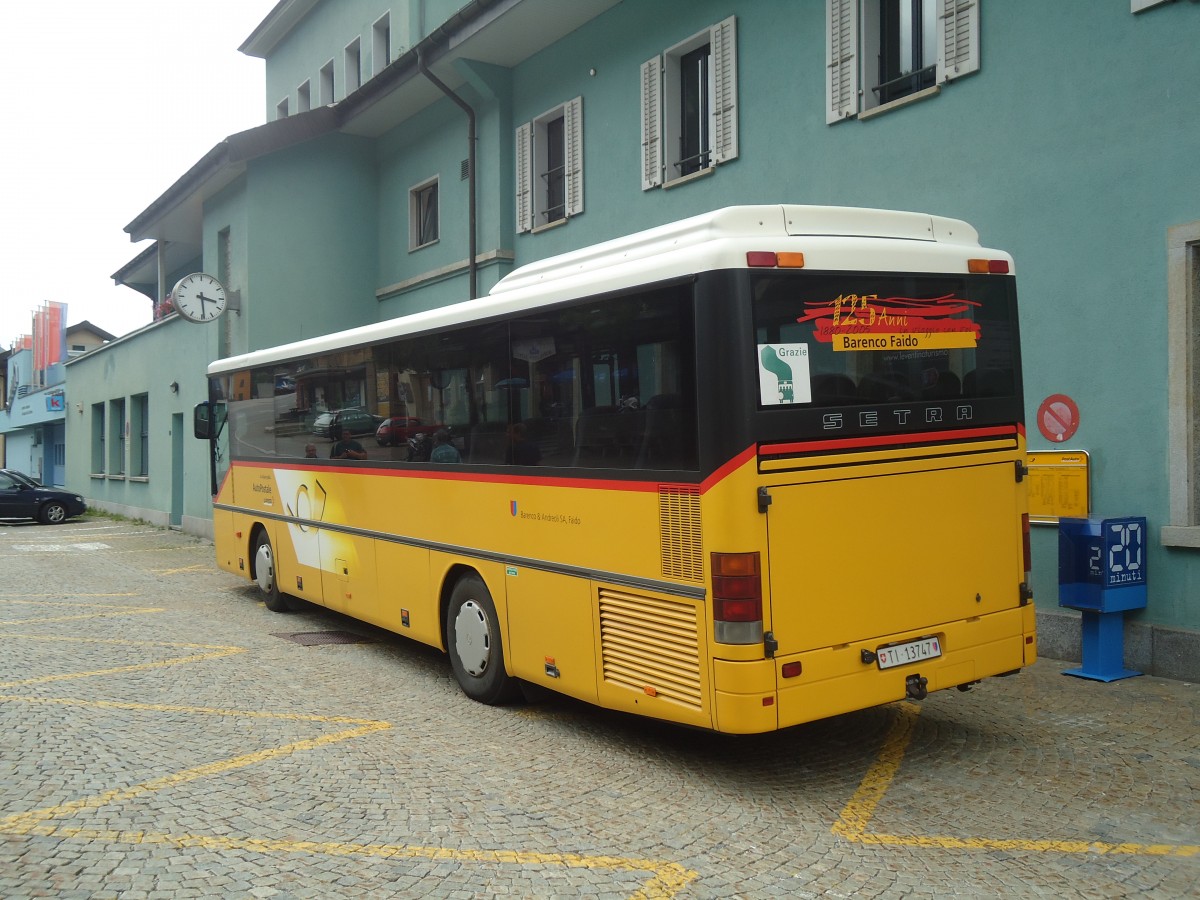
[0,0,277,349]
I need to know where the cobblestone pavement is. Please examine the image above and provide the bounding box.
[1,517,1197,899]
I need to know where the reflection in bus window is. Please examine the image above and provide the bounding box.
[226,288,698,471]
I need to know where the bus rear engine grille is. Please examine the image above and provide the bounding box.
[659,484,703,581]
[598,588,702,710]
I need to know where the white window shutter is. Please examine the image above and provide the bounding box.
[640,55,663,190]
[515,121,532,233]
[937,0,980,83]
[826,0,859,123]
[711,16,738,165]
[565,96,584,217]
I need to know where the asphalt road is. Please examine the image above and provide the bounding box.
[1,516,1197,898]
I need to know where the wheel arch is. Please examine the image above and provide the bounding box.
[247,521,272,584]
[436,560,510,674]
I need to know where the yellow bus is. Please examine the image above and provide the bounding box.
[196,205,1035,734]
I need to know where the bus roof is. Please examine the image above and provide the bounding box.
[209,204,1001,376]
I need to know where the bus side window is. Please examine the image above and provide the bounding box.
[636,394,687,468]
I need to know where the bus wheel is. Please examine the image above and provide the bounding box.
[253,532,291,613]
[446,575,518,704]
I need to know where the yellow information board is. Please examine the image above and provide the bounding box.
[1027,451,1090,524]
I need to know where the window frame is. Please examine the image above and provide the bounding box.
[91,402,105,475]
[131,393,150,478]
[641,16,738,190]
[410,177,440,250]
[344,37,362,95]
[320,60,335,104]
[515,97,584,233]
[108,398,126,478]
[372,13,391,76]
[1164,220,1200,547]
[826,0,979,124]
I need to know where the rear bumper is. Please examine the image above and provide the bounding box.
[713,605,1036,733]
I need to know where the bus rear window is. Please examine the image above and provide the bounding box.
[752,271,1020,410]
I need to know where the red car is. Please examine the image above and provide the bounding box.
[375,416,441,447]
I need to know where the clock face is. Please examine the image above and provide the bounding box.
[172,273,227,323]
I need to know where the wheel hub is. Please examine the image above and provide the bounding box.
[453,599,491,676]
[254,542,274,593]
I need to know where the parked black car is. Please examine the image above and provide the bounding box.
[0,469,86,524]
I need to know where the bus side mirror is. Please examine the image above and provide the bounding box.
[194,402,212,440]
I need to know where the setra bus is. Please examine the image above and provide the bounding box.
[195,205,1036,734]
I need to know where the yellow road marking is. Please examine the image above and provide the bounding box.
[0,826,697,896]
[0,699,389,836]
[0,693,694,897]
[151,564,210,575]
[0,597,158,624]
[832,702,1199,858]
[0,608,163,625]
[832,701,920,839]
[0,634,245,687]
[0,594,139,599]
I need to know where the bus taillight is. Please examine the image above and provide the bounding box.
[712,552,764,644]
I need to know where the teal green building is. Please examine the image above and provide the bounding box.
[67,0,1200,678]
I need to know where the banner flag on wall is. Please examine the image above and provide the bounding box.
[31,301,67,378]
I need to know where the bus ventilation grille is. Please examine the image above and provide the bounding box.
[658,484,702,581]
[598,588,702,710]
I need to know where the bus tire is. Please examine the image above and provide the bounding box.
[253,531,291,613]
[445,574,518,704]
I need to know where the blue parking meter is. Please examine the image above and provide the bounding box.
[1058,517,1147,681]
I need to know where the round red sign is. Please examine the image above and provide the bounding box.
[1037,394,1080,443]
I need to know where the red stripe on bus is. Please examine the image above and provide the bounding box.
[702,445,757,492]
[759,425,1018,456]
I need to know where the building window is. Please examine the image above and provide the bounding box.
[297,80,311,113]
[108,398,125,476]
[410,178,439,249]
[372,13,391,76]
[1164,220,1200,547]
[827,0,979,123]
[345,38,361,95]
[131,393,149,478]
[515,97,583,232]
[320,60,335,104]
[91,402,105,474]
[641,17,738,190]
[276,97,289,120]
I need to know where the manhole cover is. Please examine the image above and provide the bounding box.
[272,631,373,646]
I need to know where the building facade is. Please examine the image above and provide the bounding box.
[3,321,113,486]
[67,0,1200,676]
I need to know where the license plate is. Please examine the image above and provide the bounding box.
[876,636,942,670]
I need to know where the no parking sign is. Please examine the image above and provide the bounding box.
[1037,394,1079,443]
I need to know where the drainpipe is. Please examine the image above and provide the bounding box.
[417,50,477,300]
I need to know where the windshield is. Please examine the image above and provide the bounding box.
[752,271,1022,439]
